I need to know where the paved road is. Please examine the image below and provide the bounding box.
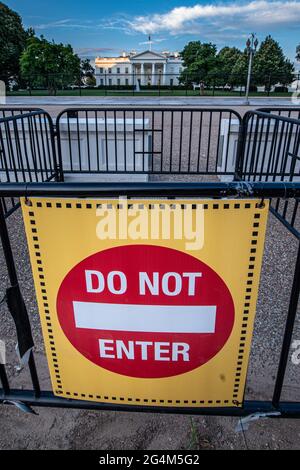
[5,95,299,107]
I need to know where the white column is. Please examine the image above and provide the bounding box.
[141,62,144,85]
[152,63,155,86]
[163,62,167,85]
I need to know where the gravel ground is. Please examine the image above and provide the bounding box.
[0,104,299,450]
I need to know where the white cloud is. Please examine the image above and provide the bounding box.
[35,19,94,30]
[128,1,300,34]
[75,47,117,57]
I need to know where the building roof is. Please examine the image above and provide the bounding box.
[95,57,130,67]
[130,50,166,60]
[95,50,181,66]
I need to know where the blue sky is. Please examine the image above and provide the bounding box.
[5,0,300,61]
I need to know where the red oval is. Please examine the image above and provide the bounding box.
[57,245,235,378]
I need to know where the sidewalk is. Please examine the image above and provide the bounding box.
[5,95,297,107]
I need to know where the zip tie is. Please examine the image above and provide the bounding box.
[235,411,281,432]
[256,198,265,208]
[3,400,38,415]
[24,183,31,206]
[235,181,254,198]
[24,183,32,206]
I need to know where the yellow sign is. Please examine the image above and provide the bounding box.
[22,198,268,407]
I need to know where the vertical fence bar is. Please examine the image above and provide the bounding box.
[0,200,41,398]
[123,110,127,173]
[197,111,203,173]
[272,241,300,408]
[0,364,10,395]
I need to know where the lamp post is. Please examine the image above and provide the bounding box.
[245,33,259,105]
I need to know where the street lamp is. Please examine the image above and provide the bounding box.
[245,33,259,105]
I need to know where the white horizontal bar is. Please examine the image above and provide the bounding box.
[73,302,216,334]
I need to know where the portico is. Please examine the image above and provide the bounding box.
[131,63,166,86]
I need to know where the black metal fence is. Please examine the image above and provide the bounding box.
[56,108,242,179]
[0,107,300,417]
[7,72,300,97]
[0,109,58,217]
[239,109,300,239]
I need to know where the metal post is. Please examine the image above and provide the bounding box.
[267,75,271,97]
[245,53,253,105]
[245,50,253,105]
[245,33,258,106]
[132,72,135,96]
[0,201,40,397]
[234,118,247,180]
[0,364,10,395]
[0,200,18,286]
[272,241,300,408]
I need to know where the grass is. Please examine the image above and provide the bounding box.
[188,417,213,450]
[7,89,294,98]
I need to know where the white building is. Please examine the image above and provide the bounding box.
[95,50,183,87]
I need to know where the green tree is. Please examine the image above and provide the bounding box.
[217,47,243,87]
[84,75,96,87]
[253,35,294,89]
[80,58,95,86]
[0,2,31,84]
[180,41,220,86]
[81,59,94,78]
[229,51,249,87]
[20,36,81,95]
[296,44,300,62]
[180,41,202,68]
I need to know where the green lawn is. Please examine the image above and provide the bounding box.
[7,88,294,97]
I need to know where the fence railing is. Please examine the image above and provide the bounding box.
[259,107,300,120]
[56,108,242,179]
[0,110,58,217]
[1,107,300,235]
[0,108,42,119]
[0,180,300,417]
[0,110,58,183]
[7,72,300,96]
[239,109,300,239]
[1,107,300,417]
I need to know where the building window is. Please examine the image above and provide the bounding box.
[99,67,103,74]
[108,68,112,74]
[108,79,112,86]
[117,67,120,74]
[170,79,174,86]
[125,67,129,74]
[125,79,129,85]
[100,79,104,85]
[117,79,120,86]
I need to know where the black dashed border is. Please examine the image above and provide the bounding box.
[27,199,265,406]
[231,211,262,406]
[28,208,63,395]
